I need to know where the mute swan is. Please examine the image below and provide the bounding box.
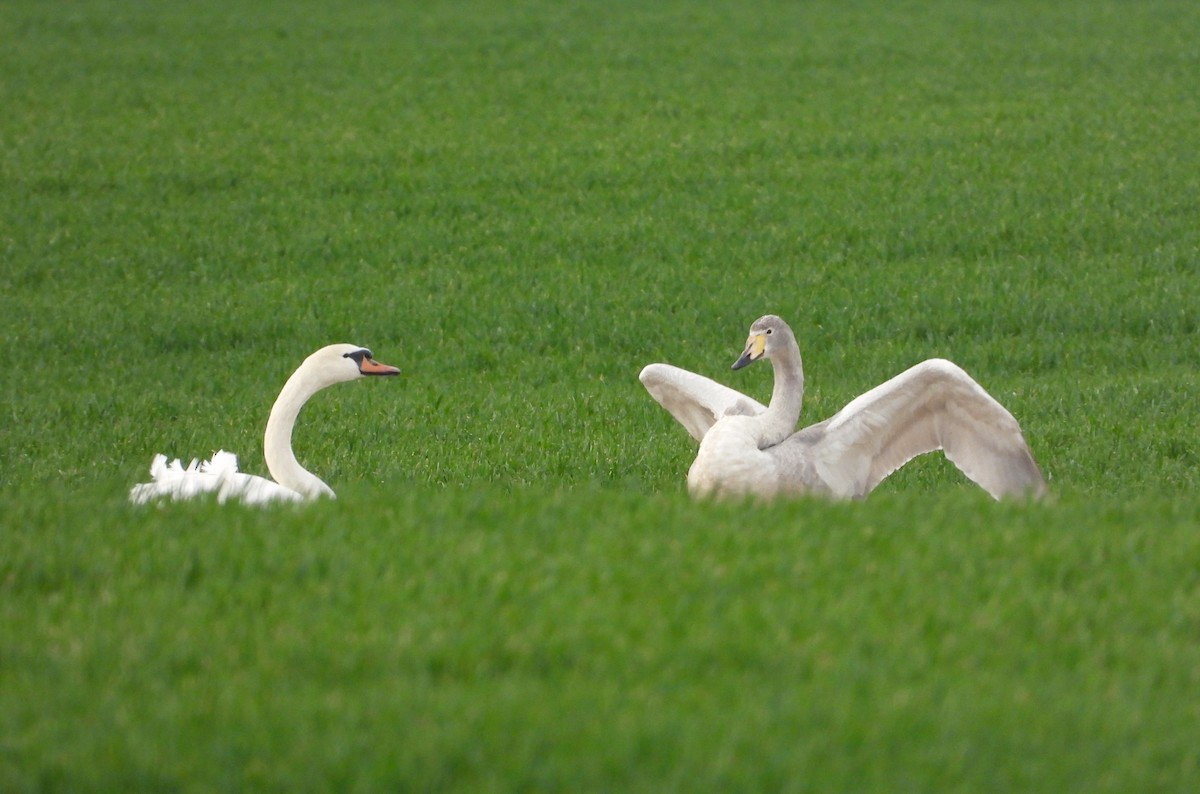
[129,344,399,506]
[640,315,1046,501]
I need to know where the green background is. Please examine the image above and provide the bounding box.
[2,1,1198,790]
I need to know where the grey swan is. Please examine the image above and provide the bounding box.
[640,315,1046,501]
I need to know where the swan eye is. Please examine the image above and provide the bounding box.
[765,329,773,335]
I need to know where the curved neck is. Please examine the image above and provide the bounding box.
[756,340,805,447]
[264,366,336,499]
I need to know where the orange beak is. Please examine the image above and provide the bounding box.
[359,356,401,376]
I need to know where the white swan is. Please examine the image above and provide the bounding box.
[130,344,399,506]
[640,315,1046,501]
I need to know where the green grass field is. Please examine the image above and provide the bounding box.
[2,0,1199,790]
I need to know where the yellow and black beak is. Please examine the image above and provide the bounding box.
[731,333,766,370]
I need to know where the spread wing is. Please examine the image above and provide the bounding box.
[639,363,766,442]
[808,359,1046,499]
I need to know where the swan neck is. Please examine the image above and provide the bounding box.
[263,364,335,499]
[759,344,804,446]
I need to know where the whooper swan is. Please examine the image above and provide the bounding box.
[640,315,1046,501]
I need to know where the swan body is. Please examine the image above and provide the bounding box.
[130,344,399,506]
[640,315,1046,501]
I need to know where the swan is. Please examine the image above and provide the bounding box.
[640,315,1047,501]
[129,344,399,506]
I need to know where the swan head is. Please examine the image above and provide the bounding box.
[305,344,401,383]
[732,315,794,370]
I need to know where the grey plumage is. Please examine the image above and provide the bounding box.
[640,315,1046,501]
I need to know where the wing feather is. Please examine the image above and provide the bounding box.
[129,450,306,506]
[811,359,1046,499]
[639,363,766,442]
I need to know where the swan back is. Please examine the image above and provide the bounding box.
[128,451,309,505]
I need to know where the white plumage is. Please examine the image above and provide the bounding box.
[131,451,307,505]
[640,315,1047,501]
[129,344,399,506]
